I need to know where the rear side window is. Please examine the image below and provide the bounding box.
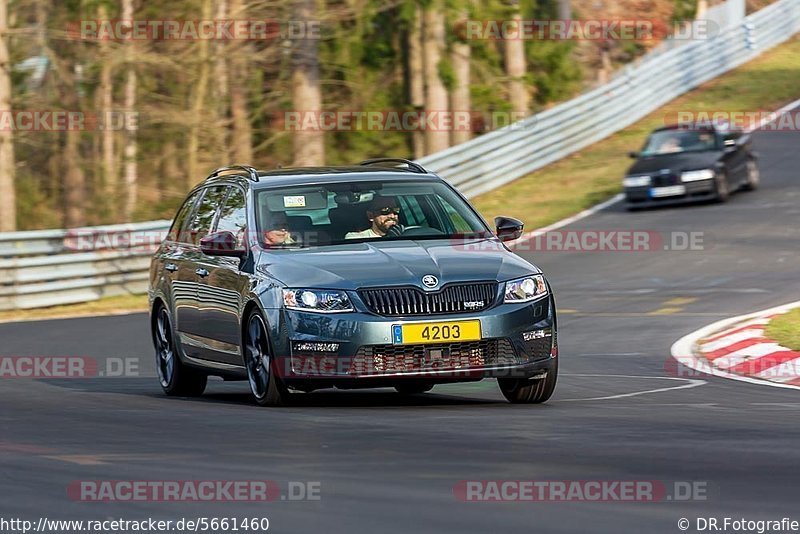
[167,190,201,242]
[215,187,248,247]
[185,186,227,245]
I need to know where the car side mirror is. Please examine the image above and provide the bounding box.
[628,151,639,159]
[200,231,246,258]
[494,216,524,242]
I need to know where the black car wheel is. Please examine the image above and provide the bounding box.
[714,171,730,202]
[395,383,434,395]
[498,359,558,404]
[244,311,289,406]
[153,305,207,396]
[742,159,760,191]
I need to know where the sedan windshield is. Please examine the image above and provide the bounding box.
[640,129,718,156]
[255,180,490,248]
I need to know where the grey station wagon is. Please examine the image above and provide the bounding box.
[149,159,558,406]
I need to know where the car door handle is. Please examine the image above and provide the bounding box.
[165,263,178,272]
[196,268,209,278]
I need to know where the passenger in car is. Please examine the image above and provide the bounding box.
[264,213,297,245]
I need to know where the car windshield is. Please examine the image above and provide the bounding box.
[255,180,491,248]
[640,129,718,156]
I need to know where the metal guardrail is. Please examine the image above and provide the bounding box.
[417,0,800,198]
[0,221,170,310]
[1,0,798,311]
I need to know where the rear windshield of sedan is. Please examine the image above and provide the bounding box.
[640,129,719,156]
[255,180,491,248]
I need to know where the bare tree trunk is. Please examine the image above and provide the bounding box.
[408,2,425,158]
[450,6,471,146]
[213,0,230,161]
[505,5,529,117]
[63,122,86,228]
[0,0,15,231]
[696,0,708,19]
[422,1,449,154]
[291,0,324,166]
[187,0,212,187]
[558,0,571,21]
[98,4,116,213]
[122,0,138,220]
[229,0,252,163]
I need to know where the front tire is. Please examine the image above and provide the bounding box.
[714,171,730,202]
[244,311,289,406]
[498,359,558,404]
[742,159,760,191]
[152,305,207,397]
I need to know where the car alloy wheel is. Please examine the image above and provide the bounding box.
[244,311,288,406]
[155,307,175,388]
[152,304,207,396]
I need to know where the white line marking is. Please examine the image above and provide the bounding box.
[670,300,800,391]
[512,194,624,246]
[745,97,800,133]
[558,374,706,401]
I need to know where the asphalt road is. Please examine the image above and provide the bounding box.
[2,122,800,533]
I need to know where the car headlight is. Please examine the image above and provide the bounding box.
[681,169,715,182]
[282,289,354,313]
[623,175,651,187]
[504,275,549,303]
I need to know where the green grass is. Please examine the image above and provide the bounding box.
[471,37,800,228]
[765,308,800,351]
[0,293,148,323]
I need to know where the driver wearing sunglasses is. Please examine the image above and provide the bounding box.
[345,195,404,239]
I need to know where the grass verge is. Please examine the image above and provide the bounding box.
[472,36,800,228]
[765,308,800,351]
[0,293,148,323]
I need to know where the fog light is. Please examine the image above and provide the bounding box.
[522,329,551,342]
[293,342,340,352]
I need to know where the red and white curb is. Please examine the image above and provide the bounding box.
[670,301,800,390]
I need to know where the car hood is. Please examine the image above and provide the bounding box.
[257,238,540,290]
[627,151,721,175]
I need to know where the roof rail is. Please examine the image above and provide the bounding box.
[359,158,427,174]
[208,164,259,182]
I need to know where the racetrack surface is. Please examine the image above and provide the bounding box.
[2,119,800,533]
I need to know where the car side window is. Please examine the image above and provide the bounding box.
[398,196,426,226]
[185,186,227,245]
[167,190,201,242]
[215,187,247,247]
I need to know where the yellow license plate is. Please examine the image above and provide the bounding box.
[392,320,481,345]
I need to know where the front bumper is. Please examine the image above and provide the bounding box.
[625,179,716,207]
[269,295,557,386]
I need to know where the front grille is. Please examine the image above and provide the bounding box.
[652,172,679,187]
[349,339,518,375]
[359,282,497,316]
